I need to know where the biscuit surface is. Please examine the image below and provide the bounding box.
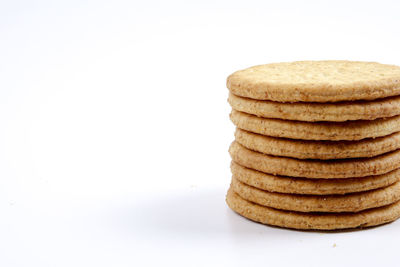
[228,93,400,122]
[235,128,400,159]
[226,188,400,230]
[227,61,400,102]
[232,178,400,212]
[229,141,400,179]
[231,162,400,195]
[231,109,400,141]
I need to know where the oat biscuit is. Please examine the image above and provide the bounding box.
[235,128,400,159]
[229,141,400,179]
[231,162,400,195]
[228,93,400,122]
[227,61,400,102]
[231,178,400,212]
[230,110,400,141]
[226,188,400,230]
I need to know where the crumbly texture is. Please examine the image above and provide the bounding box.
[227,61,400,103]
[226,188,400,230]
[232,177,400,212]
[229,141,400,179]
[231,162,400,195]
[235,128,400,160]
[228,93,400,122]
[230,109,400,141]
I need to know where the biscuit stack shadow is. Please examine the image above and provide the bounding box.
[225,61,400,230]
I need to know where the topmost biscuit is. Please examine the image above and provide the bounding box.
[227,61,400,102]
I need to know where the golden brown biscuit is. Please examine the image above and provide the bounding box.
[229,141,400,179]
[231,162,400,195]
[227,61,400,102]
[230,109,400,141]
[235,128,400,159]
[228,93,400,122]
[232,178,400,212]
[226,188,400,230]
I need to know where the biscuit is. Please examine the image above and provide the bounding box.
[235,128,400,159]
[227,61,400,102]
[232,178,400,212]
[231,162,400,195]
[228,93,400,122]
[226,188,400,230]
[230,109,400,141]
[229,141,400,179]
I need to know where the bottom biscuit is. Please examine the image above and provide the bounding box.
[226,187,400,230]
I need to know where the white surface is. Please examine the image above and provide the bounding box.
[1,1,400,266]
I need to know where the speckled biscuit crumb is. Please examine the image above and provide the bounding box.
[227,61,400,102]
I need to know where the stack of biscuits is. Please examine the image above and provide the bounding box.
[226,61,400,230]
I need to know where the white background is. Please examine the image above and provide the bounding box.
[1,0,400,266]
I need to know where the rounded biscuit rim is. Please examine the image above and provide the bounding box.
[235,128,400,160]
[229,141,400,179]
[231,161,400,195]
[228,92,400,122]
[226,188,400,230]
[232,177,400,213]
[230,109,400,141]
